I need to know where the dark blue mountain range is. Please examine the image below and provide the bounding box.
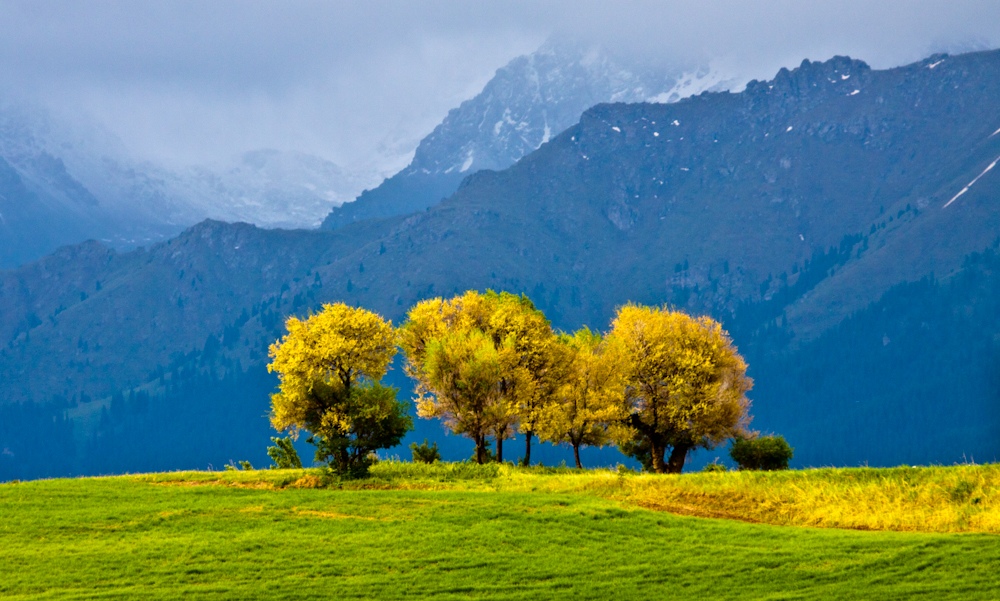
[2,49,1000,480]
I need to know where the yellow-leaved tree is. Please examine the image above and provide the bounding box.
[421,327,508,464]
[536,328,628,468]
[484,292,566,465]
[609,304,752,473]
[399,290,561,464]
[268,303,411,477]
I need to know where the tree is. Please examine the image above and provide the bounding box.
[536,328,627,468]
[267,303,411,477]
[417,327,509,464]
[609,304,752,474]
[484,292,566,465]
[399,290,560,464]
[399,293,513,464]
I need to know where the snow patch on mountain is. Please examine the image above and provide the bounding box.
[402,38,731,180]
[647,65,738,104]
[943,155,1000,208]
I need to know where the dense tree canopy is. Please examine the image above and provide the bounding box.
[267,303,410,476]
[271,295,755,474]
[536,328,627,468]
[399,291,562,463]
[609,304,752,473]
[484,292,567,464]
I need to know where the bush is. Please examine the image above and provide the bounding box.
[730,435,793,471]
[410,439,441,464]
[702,460,728,473]
[471,445,497,464]
[267,436,303,469]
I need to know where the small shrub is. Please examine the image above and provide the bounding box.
[267,436,303,469]
[238,460,254,471]
[616,464,637,476]
[290,474,325,489]
[471,445,497,464]
[950,480,976,503]
[410,439,441,464]
[702,460,728,473]
[730,435,793,471]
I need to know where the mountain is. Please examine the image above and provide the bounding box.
[168,149,376,229]
[0,103,189,269]
[0,103,375,269]
[3,49,1000,479]
[321,39,732,230]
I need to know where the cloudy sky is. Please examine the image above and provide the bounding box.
[3,0,999,173]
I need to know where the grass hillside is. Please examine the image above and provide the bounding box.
[3,464,1000,599]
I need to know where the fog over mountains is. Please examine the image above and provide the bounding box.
[322,39,733,229]
[0,102,381,269]
[2,46,1000,480]
[1,40,728,270]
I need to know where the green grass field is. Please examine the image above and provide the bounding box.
[3,464,1000,599]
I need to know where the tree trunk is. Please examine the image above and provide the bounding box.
[573,442,582,469]
[666,442,692,474]
[650,438,667,474]
[475,434,486,464]
[523,431,533,466]
[339,447,350,474]
[496,436,503,463]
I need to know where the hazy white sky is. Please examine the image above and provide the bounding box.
[2,0,999,171]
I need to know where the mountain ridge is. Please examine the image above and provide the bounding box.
[321,39,730,230]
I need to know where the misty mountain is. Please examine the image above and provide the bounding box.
[170,149,376,229]
[0,103,188,269]
[3,49,1000,479]
[321,38,733,230]
[0,103,375,269]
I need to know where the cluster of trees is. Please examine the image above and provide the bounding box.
[267,291,754,476]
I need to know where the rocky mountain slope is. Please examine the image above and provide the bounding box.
[3,49,1000,478]
[321,39,731,229]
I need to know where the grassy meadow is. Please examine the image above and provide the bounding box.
[3,463,1000,599]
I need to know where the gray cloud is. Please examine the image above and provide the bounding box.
[2,0,998,170]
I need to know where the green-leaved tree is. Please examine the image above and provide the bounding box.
[267,303,411,477]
